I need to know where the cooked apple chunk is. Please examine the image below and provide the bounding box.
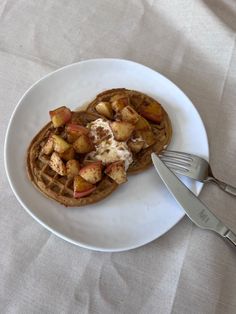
[120,105,139,124]
[66,123,89,134]
[135,130,156,147]
[79,161,102,184]
[110,121,135,141]
[49,152,66,176]
[52,135,71,154]
[49,106,72,127]
[111,97,129,112]
[41,136,54,155]
[105,161,127,184]
[66,124,89,143]
[66,160,80,178]
[95,102,113,119]
[127,138,145,153]
[135,115,151,131]
[59,146,75,161]
[73,134,94,154]
[138,101,163,123]
[73,175,96,198]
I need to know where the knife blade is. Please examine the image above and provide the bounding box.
[151,153,236,247]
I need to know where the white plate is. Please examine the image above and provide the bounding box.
[4,59,209,252]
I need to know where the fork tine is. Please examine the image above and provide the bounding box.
[160,156,192,167]
[161,160,190,172]
[166,165,190,175]
[161,150,193,162]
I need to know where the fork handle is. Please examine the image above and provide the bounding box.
[223,230,236,248]
[207,177,236,197]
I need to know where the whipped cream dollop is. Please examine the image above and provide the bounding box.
[87,118,133,170]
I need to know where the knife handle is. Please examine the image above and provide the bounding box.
[224,230,236,247]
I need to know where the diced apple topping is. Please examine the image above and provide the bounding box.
[49,106,72,127]
[52,135,71,154]
[73,134,94,154]
[138,101,163,123]
[79,161,102,184]
[127,138,145,153]
[67,134,77,144]
[59,147,75,161]
[111,97,129,112]
[95,102,113,119]
[44,94,162,200]
[73,175,96,198]
[49,152,66,176]
[120,105,139,124]
[110,121,135,141]
[66,160,80,178]
[66,123,89,134]
[105,161,127,184]
[66,124,89,143]
[135,130,156,147]
[41,136,54,155]
[135,115,151,131]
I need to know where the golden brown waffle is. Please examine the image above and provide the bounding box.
[27,90,172,206]
[27,112,118,207]
[86,88,172,173]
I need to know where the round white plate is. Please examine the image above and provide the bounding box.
[4,59,209,252]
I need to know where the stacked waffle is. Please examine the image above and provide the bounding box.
[27,88,172,206]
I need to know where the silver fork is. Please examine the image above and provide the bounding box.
[159,150,236,197]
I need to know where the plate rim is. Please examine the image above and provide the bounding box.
[4,58,209,252]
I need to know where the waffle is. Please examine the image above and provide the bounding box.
[86,88,172,173]
[27,111,118,207]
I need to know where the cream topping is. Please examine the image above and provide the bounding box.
[87,118,133,170]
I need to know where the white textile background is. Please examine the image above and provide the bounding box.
[0,1,236,313]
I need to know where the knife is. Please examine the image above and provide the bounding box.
[151,153,236,247]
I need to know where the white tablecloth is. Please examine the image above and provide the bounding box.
[1,1,236,313]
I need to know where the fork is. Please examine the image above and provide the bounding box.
[159,150,236,197]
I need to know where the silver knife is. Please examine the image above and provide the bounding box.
[151,153,236,247]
